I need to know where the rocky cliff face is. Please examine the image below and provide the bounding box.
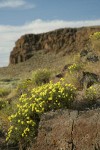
[31,109,100,150]
[9,26,100,64]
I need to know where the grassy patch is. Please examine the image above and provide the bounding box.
[0,88,11,97]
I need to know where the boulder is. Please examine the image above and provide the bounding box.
[31,109,100,150]
[55,73,64,78]
[80,72,99,89]
[87,53,99,62]
[80,49,99,62]
[80,49,89,57]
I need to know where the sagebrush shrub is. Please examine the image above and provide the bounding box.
[32,69,51,86]
[17,79,32,94]
[65,63,82,88]
[85,84,100,101]
[0,88,10,97]
[0,99,6,110]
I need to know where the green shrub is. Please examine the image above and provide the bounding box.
[85,84,100,101]
[17,79,32,94]
[32,69,51,86]
[65,63,83,89]
[6,79,76,147]
[90,32,100,40]
[89,32,100,52]
[68,63,82,74]
[0,88,10,97]
[0,99,6,110]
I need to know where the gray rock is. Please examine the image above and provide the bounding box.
[31,109,100,150]
[80,71,99,89]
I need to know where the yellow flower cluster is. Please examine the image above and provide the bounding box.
[6,125,14,141]
[68,63,80,74]
[90,32,100,40]
[86,84,100,101]
[6,79,76,144]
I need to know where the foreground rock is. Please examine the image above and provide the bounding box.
[31,109,100,150]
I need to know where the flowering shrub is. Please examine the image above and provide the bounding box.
[68,63,81,74]
[85,84,100,101]
[65,63,82,88]
[6,79,76,146]
[89,32,100,51]
[90,32,100,40]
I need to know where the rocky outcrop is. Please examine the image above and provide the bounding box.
[9,26,100,64]
[31,109,100,150]
[80,50,99,62]
[80,71,99,89]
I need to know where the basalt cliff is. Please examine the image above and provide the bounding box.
[9,26,100,65]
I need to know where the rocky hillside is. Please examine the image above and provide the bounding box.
[10,26,100,65]
[0,26,100,150]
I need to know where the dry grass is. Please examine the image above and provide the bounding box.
[83,61,100,75]
[0,111,10,132]
[0,51,81,80]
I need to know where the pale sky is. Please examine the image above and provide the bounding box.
[0,0,100,67]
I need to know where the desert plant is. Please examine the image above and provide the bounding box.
[32,69,51,86]
[6,79,76,148]
[90,32,100,40]
[68,63,82,74]
[17,79,32,94]
[65,63,83,89]
[0,99,6,110]
[89,32,100,53]
[85,84,100,101]
[0,88,11,97]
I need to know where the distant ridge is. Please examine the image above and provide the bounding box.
[9,26,100,65]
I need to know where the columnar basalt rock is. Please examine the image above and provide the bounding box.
[9,27,100,65]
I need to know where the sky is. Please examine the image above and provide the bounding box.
[0,0,100,67]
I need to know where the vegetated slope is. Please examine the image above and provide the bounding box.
[0,26,100,81]
[9,26,100,65]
